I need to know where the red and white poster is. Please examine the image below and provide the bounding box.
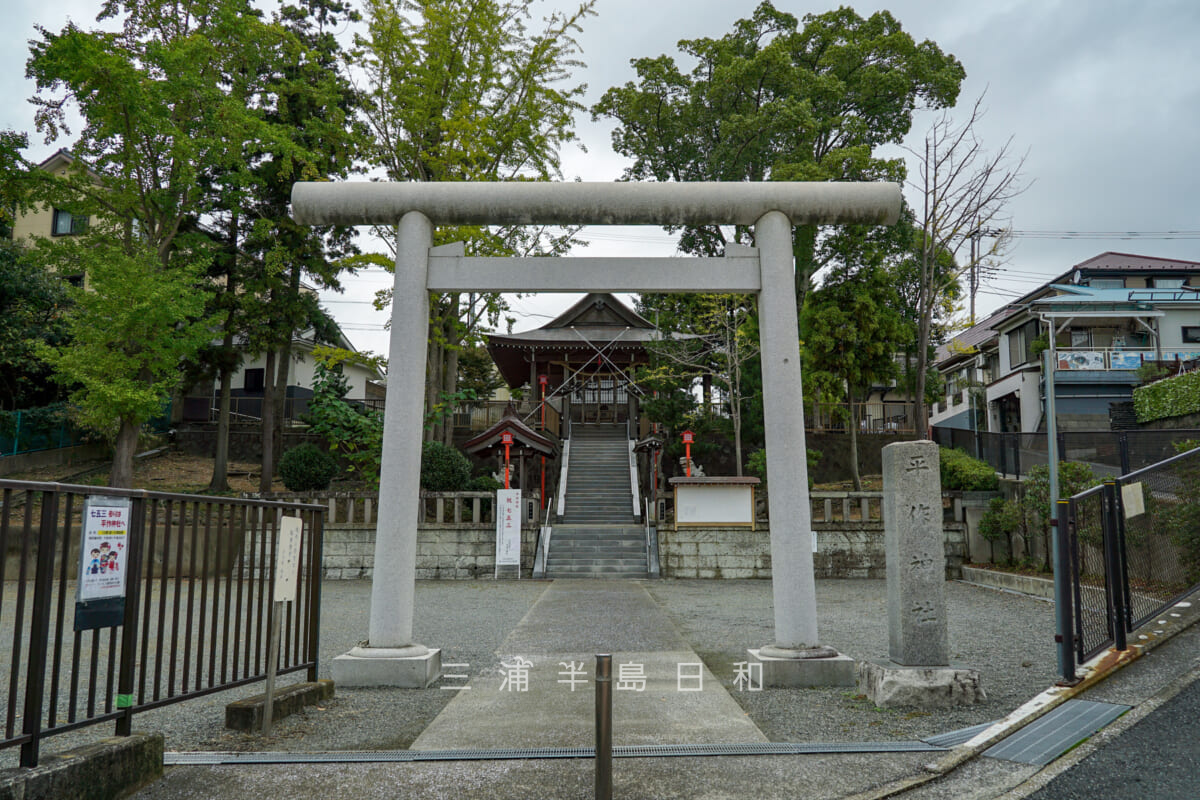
[78,496,131,601]
[495,489,522,567]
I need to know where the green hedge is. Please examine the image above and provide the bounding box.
[938,447,999,491]
[1134,370,1200,423]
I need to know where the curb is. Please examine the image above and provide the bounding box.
[845,584,1200,800]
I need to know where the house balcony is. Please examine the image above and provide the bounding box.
[1053,347,1156,372]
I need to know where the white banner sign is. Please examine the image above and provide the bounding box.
[273,516,304,602]
[495,489,522,566]
[78,496,132,602]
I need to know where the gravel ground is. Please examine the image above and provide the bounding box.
[3,577,1058,766]
[645,578,1058,742]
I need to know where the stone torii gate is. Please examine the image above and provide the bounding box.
[291,181,900,687]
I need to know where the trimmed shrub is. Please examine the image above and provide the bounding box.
[939,447,999,491]
[466,474,502,492]
[1134,369,1200,422]
[278,443,338,492]
[420,440,471,491]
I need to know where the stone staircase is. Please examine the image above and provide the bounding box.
[547,423,647,578]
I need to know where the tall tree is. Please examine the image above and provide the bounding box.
[350,0,594,444]
[26,0,302,486]
[639,294,760,474]
[904,94,1025,431]
[593,2,965,307]
[218,0,366,492]
[35,236,211,486]
[801,266,911,489]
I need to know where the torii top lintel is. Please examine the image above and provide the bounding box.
[291,181,901,227]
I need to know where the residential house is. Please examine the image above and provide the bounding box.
[932,252,1200,433]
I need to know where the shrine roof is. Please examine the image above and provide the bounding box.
[462,407,557,457]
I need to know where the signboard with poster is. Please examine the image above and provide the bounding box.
[495,489,522,574]
[76,496,132,630]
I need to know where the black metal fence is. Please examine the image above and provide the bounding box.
[1060,445,1200,664]
[933,427,1200,479]
[1,480,324,767]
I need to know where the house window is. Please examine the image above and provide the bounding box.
[243,368,265,392]
[51,208,89,236]
[1087,278,1124,289]
[1183,326,1200,344]
[1007,320,1041,370]
[1153,278,1184,289]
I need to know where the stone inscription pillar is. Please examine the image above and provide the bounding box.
[882,440,949,666]
[754,210,820,652]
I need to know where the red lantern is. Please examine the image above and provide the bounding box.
[501,430,514,489]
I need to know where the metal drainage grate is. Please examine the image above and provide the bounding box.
[165,740,947,766]
[923,721,997,748]
[983,699,1130,766]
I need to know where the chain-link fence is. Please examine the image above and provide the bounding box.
[0,405,87,457]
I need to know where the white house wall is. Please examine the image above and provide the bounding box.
[231,347,379,398]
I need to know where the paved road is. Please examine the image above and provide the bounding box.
[1027,675,1200,799]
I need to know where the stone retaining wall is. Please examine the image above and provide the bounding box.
[659,523,966,580]
[322,524,538,580]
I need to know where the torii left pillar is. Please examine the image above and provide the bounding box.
[330,210,441,686]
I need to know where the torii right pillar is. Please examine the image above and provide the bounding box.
[749,210,856,687]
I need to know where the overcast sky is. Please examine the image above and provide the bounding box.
[5,0,1199,358]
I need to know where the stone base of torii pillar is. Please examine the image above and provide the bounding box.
[332,645,442,689]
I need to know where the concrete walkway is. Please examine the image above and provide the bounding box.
[412,580,766,749]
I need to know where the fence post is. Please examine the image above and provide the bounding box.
[1118,433,1131,475]
[1054,499,1076,684]
[307,509,324,683]
[116,494,148,736]
[20,491,59,767]
[1102,481,1128,652]
[12,410,21,456]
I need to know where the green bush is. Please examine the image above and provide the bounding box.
[1134,370,1200,422]
[939,447,999,491]
[278,443,338,492]
[466,474,502,492]
[420,440,472,491]
[745,447,821,488]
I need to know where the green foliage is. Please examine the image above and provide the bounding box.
[1133,370,1200,423]
[305,362,384,486]
[745,447,821,489]
[593,2,964,289]
[1022,462,1103,571]
[978,497,1020,542]
[1029,332,1050,359]
[1134,361,1171,385]
[939,448,999,491]
[420,440,472,492]
[0,240,70,410]
[34,235,211,441]
[466,475,503,492]
[278,443,338,492]
[1160,440,1200,584]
